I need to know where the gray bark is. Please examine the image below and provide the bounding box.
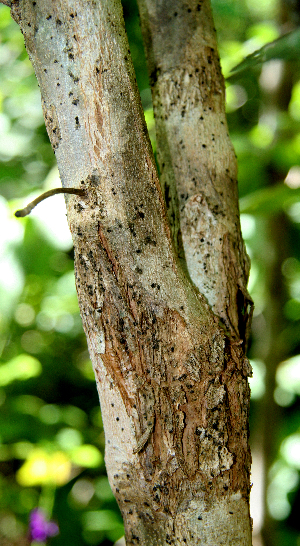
[9,0,253,544]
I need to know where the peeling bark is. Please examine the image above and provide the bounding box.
[10,0,253,544]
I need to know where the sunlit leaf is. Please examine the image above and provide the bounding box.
[70,445,102,468]
[276,355,300,396]
[16,449,72,486]
[0,354,42,386]
[229,28,300,78]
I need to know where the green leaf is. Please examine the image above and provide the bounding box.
[0,354,42,386]
[229,28,300,78]
[239,184,300,215]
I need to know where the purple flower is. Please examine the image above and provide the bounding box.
[29,508,59,542]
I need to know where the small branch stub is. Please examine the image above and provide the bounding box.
[15,187,85,217]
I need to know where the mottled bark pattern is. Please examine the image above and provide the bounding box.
[70,184,252,545]
[10,0,252,544]
[137,0,253,342]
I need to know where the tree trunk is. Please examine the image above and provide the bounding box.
[9,0,253,544]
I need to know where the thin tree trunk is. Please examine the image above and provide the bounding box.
[137,0,252,341]
[9,0,253,544]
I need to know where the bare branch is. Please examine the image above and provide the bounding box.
[15,187,85,217]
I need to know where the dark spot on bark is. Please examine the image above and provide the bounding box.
[202,144,206,148]
[129,223,136,237]
[44,69,47,73]
[150,66,160,85]
[144,235,156,246]
[75,116,80,129]
[116,417,119,421]
[68,70,79,82]
[46,14,52,20]
[200,115,204,120]
[56,19,62,25]
[54,59,58,64]
[27,22,31,27]
[136,249,141,254]
[72,98,79,105]
[229,511,233,515]
[69,53,74,60]
[56,83,60,87]
[138,211,144,219]
[69,91,73,96]
[174,11,178,16]
[136,267,143,274]
[164,184,171,207]
[89,172,100,186]
[187,8,192,12]
[70,13,75,18]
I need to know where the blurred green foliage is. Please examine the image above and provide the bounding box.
[1,0,300,545]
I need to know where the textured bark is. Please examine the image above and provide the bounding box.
[10,0,253,544]
[137,0,253,343]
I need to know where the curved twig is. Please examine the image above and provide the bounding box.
[15,187,85,217]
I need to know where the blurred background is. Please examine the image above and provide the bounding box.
[0,0,300,544]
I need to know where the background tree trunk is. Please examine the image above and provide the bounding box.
[9,0,253,544]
